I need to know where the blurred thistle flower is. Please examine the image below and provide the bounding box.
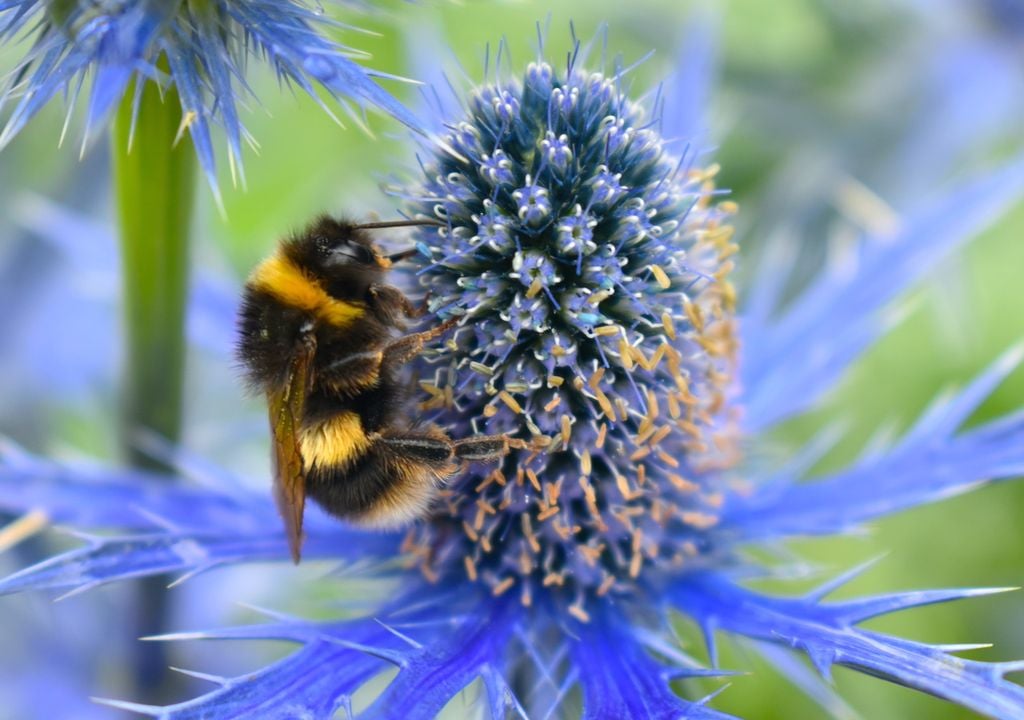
[3,31,1024,720]
[0,0,422,192]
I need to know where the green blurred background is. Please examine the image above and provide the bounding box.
[1,0,1022,717]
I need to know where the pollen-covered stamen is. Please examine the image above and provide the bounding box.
[404,60,741,606]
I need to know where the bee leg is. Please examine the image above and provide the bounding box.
[452,434,524,461]
[319,350,384,395]
[411,290,432,318]
[371,428,455,466]
[379,317,459,370]
[367,283,419,326]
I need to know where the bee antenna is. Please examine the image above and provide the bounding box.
[352,218,445,231]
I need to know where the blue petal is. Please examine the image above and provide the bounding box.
[0,2,424,192]
[161,32,222,203]
[105,617,400,719]
[0,524,398,598]
[673,572,1024,719]
[750,641,857,720]
[572,604,737,720]
[102,591,519,719]
[725,347,1024,539]
[225,2,424,133]
[0,443,270,530]
[360,596,521,720]
[742,157,1024,430]
[0,448,402,595]
[882,36,1024,199]
[659,7,719,145]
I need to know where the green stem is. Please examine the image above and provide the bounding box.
[112,68,196,700]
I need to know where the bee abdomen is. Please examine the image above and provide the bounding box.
[305,428,455,527]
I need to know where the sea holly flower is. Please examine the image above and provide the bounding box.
[3,37,1024,720]
[0,0,422,191]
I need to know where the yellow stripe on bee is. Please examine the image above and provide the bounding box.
[299,412,369,470]
[250,254,366,328]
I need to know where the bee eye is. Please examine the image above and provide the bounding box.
[355,245,376,264]
[314,236,332,255]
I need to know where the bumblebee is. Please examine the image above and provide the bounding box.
[237,216,515,562]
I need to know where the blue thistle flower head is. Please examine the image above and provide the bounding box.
[404,57,740,611]
[0,1,422,193]
[3,28,1024,720]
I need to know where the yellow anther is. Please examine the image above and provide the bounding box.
[666,392,682,419]
[683,298,704,332]
[544,480,561,506]
[526,277,544,299]
[543,572,565,587]
[629,552,643,578]
[657,449,680,468]
[650,424,673,447]
[476,498,496,516]
[498,390,523,414]
[475,474,497,492]
[661,312,676,340]
[649,264,671,289]
[618,338,635,370]
[521,514,541,553]
[469,361,494,376]
[580,450,593,476]
[464,556,478,581]
[645,388,660,421]
[492,577,516,596]
[526,468,542,492]
[594,390,616,420]
[635,421,656,445]
[615,474,641,501]
[420,564,439,583]
[614,398,629,421]
[579,544,605,566]
[537,506,560,522]
[568,603,591,623]
[629,447,652,462]
[668,474,699,493]
[680,511,719,529]
[703,492,725,508]
[678,419,702,438]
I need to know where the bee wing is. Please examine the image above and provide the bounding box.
[269,332,317,564]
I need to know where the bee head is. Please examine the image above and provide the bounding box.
[288,216,390,279]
